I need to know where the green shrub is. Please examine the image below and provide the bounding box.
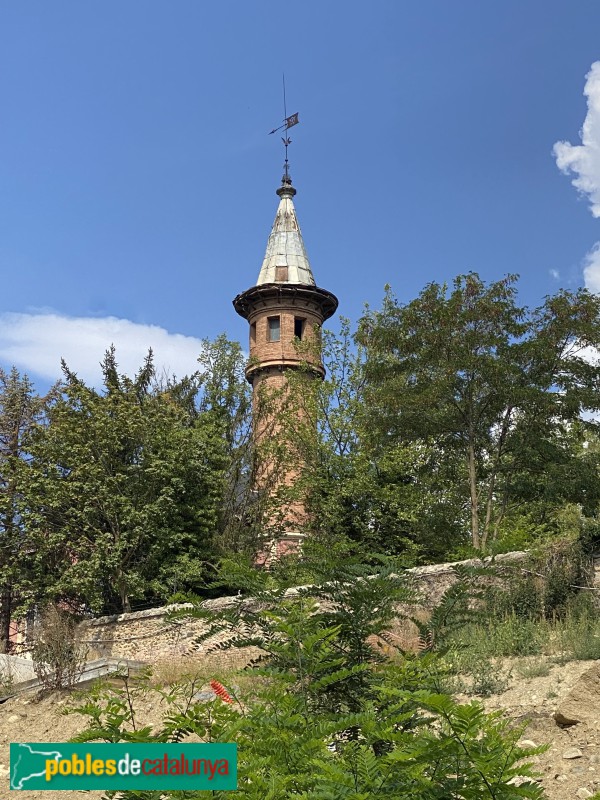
[469,660,512,697]
[516,659,551,679]
[556,614,600,661]
[483,539,593,623]
[70,552,547,798]
[489,615,542,656]
[447,617,542,662]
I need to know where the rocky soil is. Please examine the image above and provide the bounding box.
[1,657,599,800]
[0,691,105,800]
[0,684,173,800]
[478,658,600,800]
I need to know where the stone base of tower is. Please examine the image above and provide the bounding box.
[275,531,305,558]
[255,531,305,568]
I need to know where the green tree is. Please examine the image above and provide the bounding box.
[358,274,600,551]
[0,367,44,650]
[195,335,258,556]
[282,322,464,562]
[18,348,227,614]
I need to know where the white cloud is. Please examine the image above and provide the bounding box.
[554,62,600,217]
[549,268,560,280]
[0,312,205,385]
[582,242,600,293]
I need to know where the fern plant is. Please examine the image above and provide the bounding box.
[69,546,547,799]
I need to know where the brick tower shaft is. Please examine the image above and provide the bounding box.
[233,173,338,556]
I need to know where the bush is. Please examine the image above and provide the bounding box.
[447,616,542,662]
[555,613,600,661]
[31,606,88,691]
[0,656,15,695]
[484,539,593,622]
[516,659,551,679]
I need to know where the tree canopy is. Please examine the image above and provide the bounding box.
[0,367,45,649]
[356,274,600,550]
[15,348,228,614]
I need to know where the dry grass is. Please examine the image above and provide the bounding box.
[149,656,212,686]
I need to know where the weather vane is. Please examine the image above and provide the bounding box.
[268,74,299,180]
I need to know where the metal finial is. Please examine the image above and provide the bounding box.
[268,74,299,188]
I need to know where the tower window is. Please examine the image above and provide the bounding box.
[250,322,256,346]
[267,316,280,342]
[275,265,288,281]
[294,317,306,340]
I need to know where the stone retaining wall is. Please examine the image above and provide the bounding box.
[78,551,530,668]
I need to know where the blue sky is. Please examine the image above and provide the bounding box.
[3,1,600,386]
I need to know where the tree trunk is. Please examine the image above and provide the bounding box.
[482,477,495,552]
[0,586,12,653]
[121,591,131,614]
[468,443,480,549]
[482,406,513,550]
[117,575,131,613]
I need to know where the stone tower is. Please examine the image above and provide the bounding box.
[233,170,338,556]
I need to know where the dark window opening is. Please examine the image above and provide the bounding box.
[294,317,306,340]
[250,322,256,346]
[268,316,280,342]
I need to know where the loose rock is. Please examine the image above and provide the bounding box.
[519,739,538,748]
[563,747,584,759]
[508,775,532,786]
[555,663,600,728]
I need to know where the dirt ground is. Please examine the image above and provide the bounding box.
[477,658,600,800]
[1,658,599,800]
[1,691,105,800]
[0,684,173,800]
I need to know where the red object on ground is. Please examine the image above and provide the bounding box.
[210,680,233,704]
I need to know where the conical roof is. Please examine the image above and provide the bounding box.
[256,177,315,286]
